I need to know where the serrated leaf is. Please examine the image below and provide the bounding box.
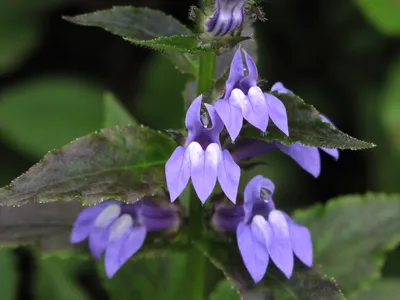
[64,6,202,74]
[199,239,344,300]
[103,92,136,128]
[0,125,176,206]
[241,93,375,150]
[99,254,189,300]
[0,248,17,300]
[124,35,212,53]
[293,193,400,296]
[355,0,400,36]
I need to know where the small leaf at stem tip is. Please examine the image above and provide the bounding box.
[240,92,376,150]
[0,125,176,206]
[64,6,213,53]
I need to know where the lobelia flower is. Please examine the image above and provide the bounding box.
[212,175,313,283]
[215,48,289,142]
[165,95,240,204]
[204,0,248,37]
[70,197,181,278]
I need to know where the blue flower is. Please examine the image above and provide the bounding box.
[165,95,240,204]
[215,49,289,142]
[212,175,313,283]
[70,198,181,278]
[205,0,248,37]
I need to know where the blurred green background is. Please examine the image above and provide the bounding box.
[0,0,399,299]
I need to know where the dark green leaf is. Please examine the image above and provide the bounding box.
[210,280,241,300]
[99,254,189,300]
[198,239,344,300]
[0,248,17,300]
[36,256,90,300]
[241,93,375,150]
[293,193,400,296]
[103,92,136,128]
[0,76,104,158]
[64,6,209,65]
[0,125,176,206]
[355,0,400,36]
[353,279,400,300]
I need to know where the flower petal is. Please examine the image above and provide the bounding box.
[225,48,244,97]
[121,225,146,263]
[267,210,294,279]
[185,95,203,133]
[243,50,258,83]
[104,214,135,278]
[188,142,219,203]
[217,150,240,203]
[237,217,270,283]
[276,143,321,178]
[243,86,269,132]
[70,202,113,244]
[88,226,110,259]
[165,146,191,202]
[244,175,264,203]
[271,82,293,94]
[141,200,180,232]
[265,93,289,136]
[215,98,243,142]
[288,219,313,267]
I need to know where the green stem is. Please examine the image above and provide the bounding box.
[197,52,217,95]
[187,49,217,300]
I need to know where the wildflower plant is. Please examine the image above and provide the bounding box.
[5,1,400,299]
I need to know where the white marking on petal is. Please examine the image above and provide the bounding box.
[94,204,121,228]
[109,214,133,241]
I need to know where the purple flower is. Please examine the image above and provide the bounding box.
[215,49,289,142]
[70,198,181,278]
[212,175,313,283]
[165,95,240,204]
[205,0,248,37]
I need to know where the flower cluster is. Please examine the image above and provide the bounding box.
[212,175,313,282]
[69,19,339,281]
[70,198,181,278]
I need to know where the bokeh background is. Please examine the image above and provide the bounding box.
[0,0,399,299]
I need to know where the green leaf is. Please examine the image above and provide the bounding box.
[0,76,104,158]
[103,92,136,128]
[64,6,205,72]
[353,279,400,300]
[36,256,90,300]
[199,239,344,300]
[0,125,176,206]
[135,54,190,129]
[0,248,17,300]
[293,193,400,296]
[210,280,241,300]
[241,92,375,150]
[99,254,189,300]
[355,0,400,36]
